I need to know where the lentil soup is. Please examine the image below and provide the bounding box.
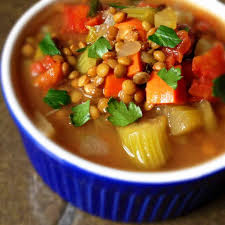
[15,0,225,171]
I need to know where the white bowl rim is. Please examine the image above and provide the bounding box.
[1,0,225,184]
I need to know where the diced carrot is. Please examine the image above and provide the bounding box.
[104,74,126,98]
[192,43,225,79]
[163,30,192,68]
[64,5,90,33]
[85,14,103,27]
[127,52,142,77]
[114,19,147,41]
[146,71,187,104]
[34,62,63,90]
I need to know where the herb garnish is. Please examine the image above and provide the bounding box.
[109,3,128,9]
[106,98,143,127]
[212,74,225,102]
[88,0,101,17]
[44,89,71,109]
[148,25,182,48]
[70,101,91,127]
[76,47,88,53]
[88,37,112,58]
[158,67,183,90]
[39,33,61,56]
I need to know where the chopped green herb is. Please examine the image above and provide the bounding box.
[88,0,101,17]
[88,37,112,59]
[109,3,128,9]
[43,89,71,109]
[148,25,182,48]
[183,26,190,32]
[106,98,143,127]
[76,47,87,53]
[158,67,183,90]
[213,74,225,102]
[70,101,91,127]
[39,33,61,56]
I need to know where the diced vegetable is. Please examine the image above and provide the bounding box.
[194,37,215,56]
[154,7,177,29]
[104,74,126,97]
[197,100,217,132]
[34,62,63,90]
[165,106,203,136]
[116,41,142,57]
[85,15,103,27]
[86,26,98,44]
[114,19,147,41]
[146,71,187,104]
[163,30,192,68]
[76,48,97,74]
[175,10,193,26]
[127,52,142,77]
[122,7,157,25]
[192,43,225,79]
[64,5,90,33]
[117,116,170,169]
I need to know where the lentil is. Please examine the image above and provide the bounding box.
[144,102,154,111]
[153,62,165,71]
[94,76,105,87]
[67,56,77,66]
[114,64,127,78]
[107,59,118,69]
[134,90,145,104]
[69,71,79,79]
[88,66,97,77]
[108,26,119,41]
[118,56,132,66]
[21,44,34,57]
[53,55,64,63]
[133,72,150,85]
[142,21,152,31]
[122,80,136,95]
[62,62,70,76]
[97,63,110,77]
[78,41,86,49]
[71,90,82,103]
[151,42,160,49]
[102,51,116,60]
[119,91,133,104]
[84,83,102,97]
[63,48,72,56]
[98,98,109,113]
[78,75,90,87]
[153,50,166,62]
[109,7,117,14]
[113,12,127,23]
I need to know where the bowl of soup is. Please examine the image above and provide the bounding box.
[1,0,225,222]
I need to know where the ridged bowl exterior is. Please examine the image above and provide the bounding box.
[5,106,225,222]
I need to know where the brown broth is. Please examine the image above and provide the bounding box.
[14,0,225,171]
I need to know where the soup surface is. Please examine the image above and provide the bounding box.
[16,0,225,171]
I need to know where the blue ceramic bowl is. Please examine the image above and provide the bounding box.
[1,0,225,222]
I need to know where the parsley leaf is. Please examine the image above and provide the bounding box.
[183,26,190,32]
[158,67,183,90]
[76,47,87,53]
[70,101,91,127]
[88,37,112,58]
[109,3,128,9]
[148,25,182,48]
[88,0,101,17]
[43,89,71,109]
[39,33,61,55]
[106,98,142,127]
[213,74,225,102]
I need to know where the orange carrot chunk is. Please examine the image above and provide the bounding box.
[104,74,126,98]
[146,71,187,104]
[127,52,142,77]
[34,62,63,90]
[85,14,103,27]
[114,19,147,41]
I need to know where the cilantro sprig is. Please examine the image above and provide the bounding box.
[158,67,183,90]
[109,3,128,9]
[70,101,91,127]
[213,74,225,102]
[43,89,71,109]
[106,98,143,127]
[148,25,182,48]
[39,33,61,55]
[88,37,112,58]
[76,47,88,53]
[88,0,101,17]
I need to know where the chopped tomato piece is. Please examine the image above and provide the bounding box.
[64,5,90,33]
[127,52,142,77]
[104,74,126,98]
[163,30,192,68]
[146,71,187,104]
[114,19,147,41]
[192,43,225,79]
[85,14,103,27]
[34,62,63,90]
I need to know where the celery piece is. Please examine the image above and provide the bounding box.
[166,106,203,136]
[117,116,170,169]
[76,48,97,74]
[197,100,217,132]
[155,7,177,29]
[122,7,157,25]
[194,37,215,56]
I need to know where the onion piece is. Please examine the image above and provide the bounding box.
[35,112,55,138]
[116,41,142,57]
